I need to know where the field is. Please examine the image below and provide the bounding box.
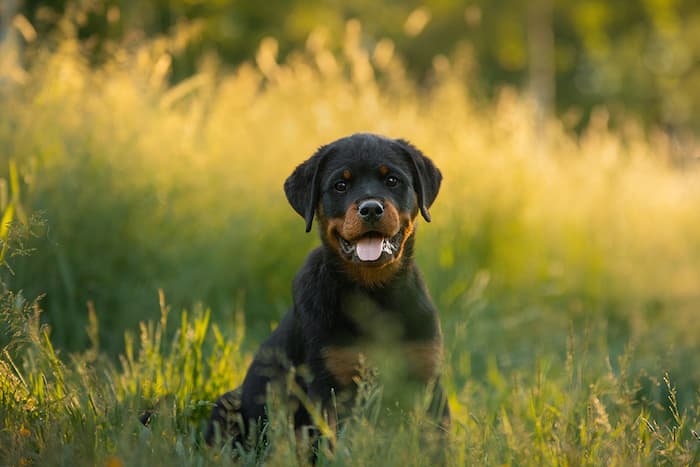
[1,30,700,466]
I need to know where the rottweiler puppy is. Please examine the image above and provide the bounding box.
[206,133,449,450]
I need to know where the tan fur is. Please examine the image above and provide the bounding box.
[329,201,413,287]
[322,340,443,386]
[342,210,415,287]
[402,340,444,382]
[333,200,401,241]
[322,347,362,386]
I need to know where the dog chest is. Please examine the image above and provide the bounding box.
[320,291,443,387]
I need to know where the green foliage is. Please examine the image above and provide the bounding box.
[12,0,700,134]
[1,295,700,466]
[0,289,248,466]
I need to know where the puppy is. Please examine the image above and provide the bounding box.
[206,133,449,450]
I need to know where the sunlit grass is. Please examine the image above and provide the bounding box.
[1,20,700,465]
[1,292,699,466]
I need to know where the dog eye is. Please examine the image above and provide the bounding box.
[385,176,399,187]
[334,181,348,192]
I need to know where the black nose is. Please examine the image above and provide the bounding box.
[358,199,384,222]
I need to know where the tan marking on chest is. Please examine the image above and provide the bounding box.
[402,340,444,382]
[322,340,443,387]
[322,347,364,386]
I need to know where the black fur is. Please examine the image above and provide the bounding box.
[206,133,448,451]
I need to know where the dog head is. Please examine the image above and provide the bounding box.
[285,134,441,286]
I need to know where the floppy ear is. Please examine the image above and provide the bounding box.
[394,139,442,222]
[284,144,333,232]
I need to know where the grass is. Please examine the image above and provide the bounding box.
[1,21,700,465]
[1,290,699,466]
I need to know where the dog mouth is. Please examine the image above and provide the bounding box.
[337,230,403,263]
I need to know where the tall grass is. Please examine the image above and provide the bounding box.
[1,19,700,465]
[1,288,699,465]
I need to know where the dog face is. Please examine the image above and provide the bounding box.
[285,134,441,286]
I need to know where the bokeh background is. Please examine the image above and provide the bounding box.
[2,0,700,443]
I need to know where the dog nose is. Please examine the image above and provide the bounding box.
[358,199,384,222]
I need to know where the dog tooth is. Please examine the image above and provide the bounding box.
[382,239,394,254]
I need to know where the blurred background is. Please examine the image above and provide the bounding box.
[1,0,699,403]
[5,0,700,139]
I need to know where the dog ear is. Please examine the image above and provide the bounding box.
[394,139,442,222]
[284,144,333,232]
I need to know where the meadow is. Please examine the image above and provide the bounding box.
[1,25,700,465]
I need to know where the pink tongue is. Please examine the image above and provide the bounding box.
[356,237,384,261]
